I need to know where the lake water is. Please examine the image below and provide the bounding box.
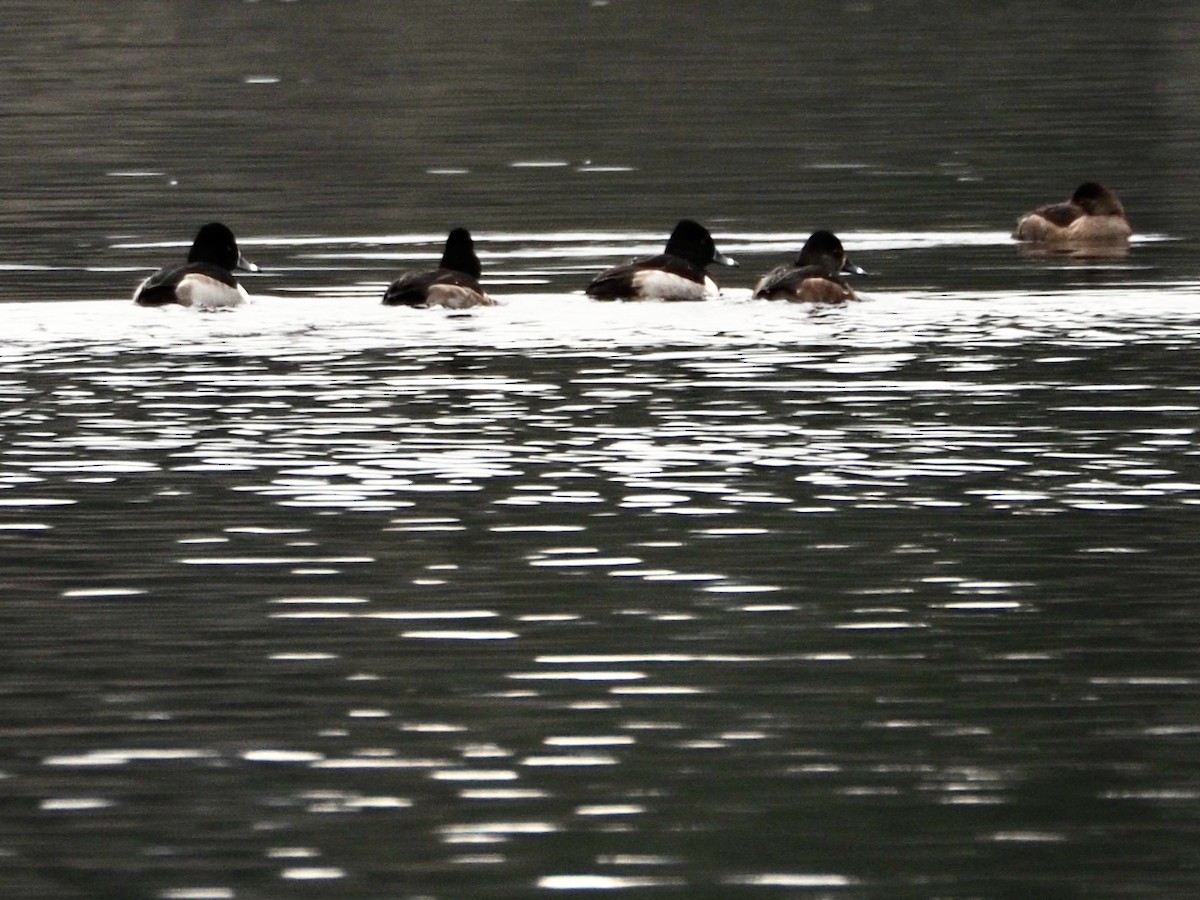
[2,3,1200,899]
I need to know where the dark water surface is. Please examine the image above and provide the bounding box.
[3,3,1200,899]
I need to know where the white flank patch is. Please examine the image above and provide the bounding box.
[176,274,247,308]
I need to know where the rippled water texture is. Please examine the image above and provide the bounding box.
[3,3,1200,899]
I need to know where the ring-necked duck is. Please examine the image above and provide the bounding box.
[133,222,257,308]
[585,219,737,301]
[382,227,495,308]
[1013,182,1132,245]
[753,230,865,303]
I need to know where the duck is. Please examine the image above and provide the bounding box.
[585,219,737,301]
[382,227,495,308]
[1012,182,1132,246]
[133,222,257,308]
[753,230,865,303]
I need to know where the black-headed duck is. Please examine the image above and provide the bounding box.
[753,230,865,303]
[382,227,495,309]
[586,219,737,301]
[133,222,257,308]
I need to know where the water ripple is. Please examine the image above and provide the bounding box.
[4,234,1200,900]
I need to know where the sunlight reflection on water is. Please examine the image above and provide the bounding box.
[3,231,1200,899]
[6,0,1200,892]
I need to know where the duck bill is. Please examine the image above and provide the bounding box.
[841,260,867,277]
[713,249,738,268]
[236,250,260,273]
